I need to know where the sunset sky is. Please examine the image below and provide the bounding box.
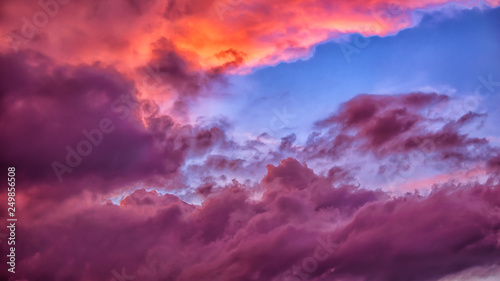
[1,0,500,280]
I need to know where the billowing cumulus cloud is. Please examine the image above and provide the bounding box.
[2,0,498,72]
[1,1,500,280]
[0,50,233,199]
[1,155,500,281]
[2,90,500,280]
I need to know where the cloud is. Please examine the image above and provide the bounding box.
[158,0,500,71]
[306,93,494,173]
[2,154,500,281]
[0,50,233,198]
[1,1,499,280]
[2,0,498,72]
[1,88,499,280]
[438,265,500,281]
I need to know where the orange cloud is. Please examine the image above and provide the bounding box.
[164,0,499,71]
[1,0,497,119]
[1,0,498,73]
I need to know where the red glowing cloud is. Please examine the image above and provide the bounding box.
[2,0,498,72]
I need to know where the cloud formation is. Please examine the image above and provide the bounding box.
[2,0,498,72]
[2,90,500,280]
[0,50,233,199]
[1,1,500,280]
[2,156,499,281]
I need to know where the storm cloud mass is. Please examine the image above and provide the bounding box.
[1,0,500,280]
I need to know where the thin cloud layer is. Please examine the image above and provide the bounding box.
[305,93,494,172]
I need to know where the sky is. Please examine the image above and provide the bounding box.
[1,0,500,280]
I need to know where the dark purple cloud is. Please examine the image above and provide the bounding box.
[2,73,500,281]
[0,51,231,199]
[1,156,499,281]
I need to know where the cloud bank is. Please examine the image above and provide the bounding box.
[1,1,500,280]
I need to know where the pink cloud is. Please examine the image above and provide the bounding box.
[2,156,500,281]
